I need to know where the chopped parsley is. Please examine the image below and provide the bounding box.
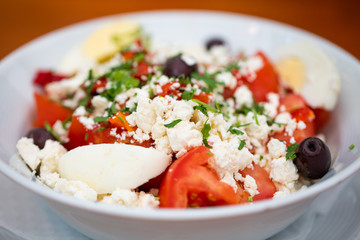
[259,155,263,161]
[201,119,212,148]
[191,72,222,91]
[44,121,61,142]
[192,99,219,117]
[267,119,285,127]
[248,196,253,202]
[228,125,244,135]
[349,144,355,150]
[181,89,195,100]
[164,119,182,128]
[225,62,240,72]
[84,133,89,141]
[238,140,246,150]
[206,151,213,156]
[286,143,299,160]
[117,115,125,123]
[93,116,109,123]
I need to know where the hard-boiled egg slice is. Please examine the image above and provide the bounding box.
[82,21,140,62]
[275,41,341,110]
[58,144,171,194]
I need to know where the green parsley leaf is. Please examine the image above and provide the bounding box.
[238,140,246,150]
[61,115,72,130]
[117,116,125,123]
[267,119,285,127]
[225,62,240,72]
[84,133,89,141]
[93,116,108,123]
[181,89,195,100]
[201,119,212,149]
[349,144,355,150]
[44,121,61,142]
[133,52,145,62]
[192,99,219,115]
[164,119,182,128]
[286,143,299,161]
[191,72,222,91]
[259,155,263,161]
[107,101,117,116]
[248,196,253,202]
[228,125,244,135]
[206,151,213,156]
[97,127,108,132]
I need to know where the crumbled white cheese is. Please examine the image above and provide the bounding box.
[73,106,87,116]
[209,136,254,191]
[91,95,110,116]
[216,72,237,89]
[267,138,286,159]
[39,140,67,176]
[166,121,203,157]
[234,85,254,108]
[245,112,271,141]
[52,120,69,143]
[270,157,299,185]
[101,188,159,208]
[243,175,259,197]
[55,178,97,201]
[16,137,41,171]
[78,116,95,130]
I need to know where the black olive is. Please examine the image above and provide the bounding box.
[294,137,331,179]
[205,37,225,50]
[25,127,56,149]
[163,55,197,78]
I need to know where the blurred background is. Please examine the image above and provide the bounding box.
[0,0,359,59]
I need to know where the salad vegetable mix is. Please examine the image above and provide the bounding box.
[16,21,339,208]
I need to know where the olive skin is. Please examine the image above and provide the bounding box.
[205,37,225,50]
[25,127,56,149]
[294,137,331,179]
[163,55,197,78]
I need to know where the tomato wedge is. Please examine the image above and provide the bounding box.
[272,107,315,145]
[223,51,279,102]
[159,146,239,208]
[239,164,277,201]
[34,92,73,127]
[247,52,279,102]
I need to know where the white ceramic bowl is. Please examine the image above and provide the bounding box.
[1,10,360,240]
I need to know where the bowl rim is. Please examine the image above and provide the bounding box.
[1,9,360,221]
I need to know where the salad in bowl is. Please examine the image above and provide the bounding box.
[1,11,358,240]
[15,19,339,208]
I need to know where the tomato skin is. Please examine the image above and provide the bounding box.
[239,164,277,201]
[108,112,135,132]
[159,146,239,208]
[312,108,331,132]
[279,94,307,113]
[223,51,279,102]
[33,70,68,87]
[272,107,315,145]
[34,92,73,127]
[247,51,279,102]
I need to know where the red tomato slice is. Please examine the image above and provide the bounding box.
[248,52,279,102]
[223,51,279,102]
[33,70,69,87]
[312,108,331,132]
[271,107,315,145]
[239,164,277,201]
[279,94,307,113]
[34,92,73,127]
[159,146,239,208]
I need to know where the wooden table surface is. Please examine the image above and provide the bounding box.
[0,0,359,60]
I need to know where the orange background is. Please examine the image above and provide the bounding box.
[0,0,359,59]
